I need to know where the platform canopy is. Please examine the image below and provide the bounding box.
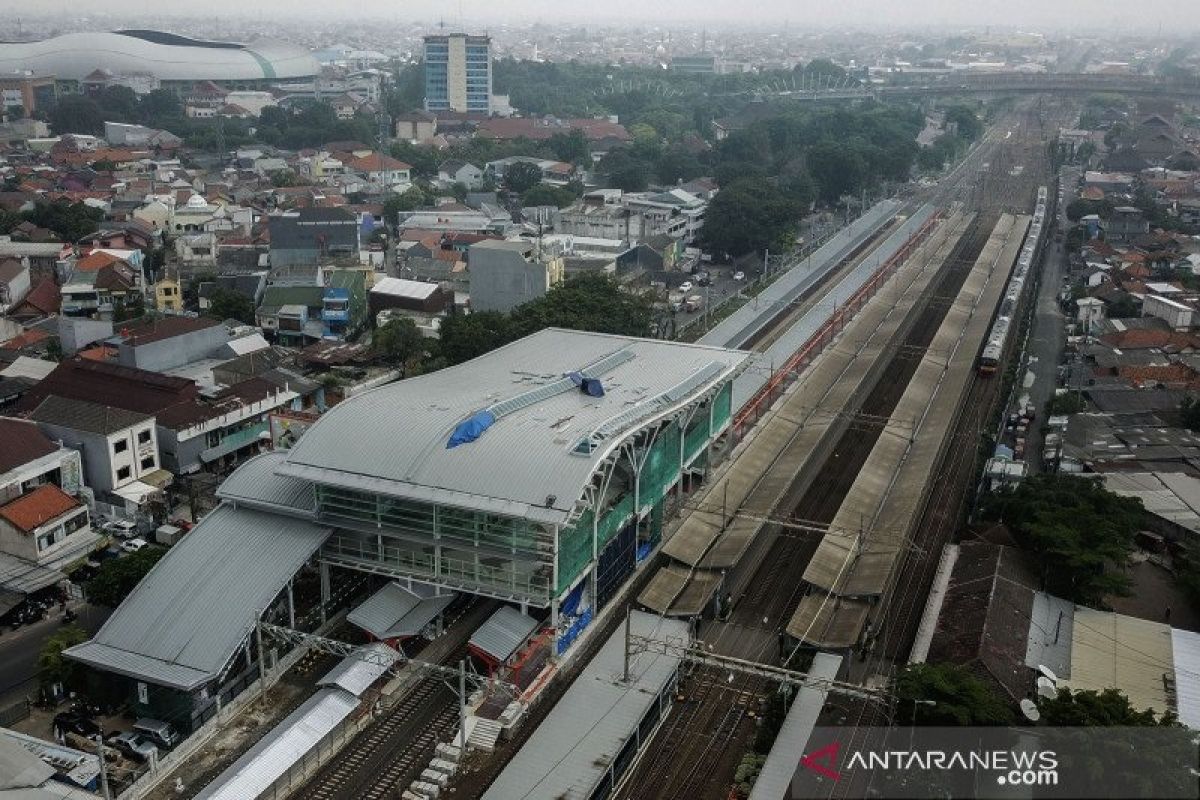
[346,581,455,640]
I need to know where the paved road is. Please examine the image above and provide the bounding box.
[0,602,110,708]
[1017,168,1075,472]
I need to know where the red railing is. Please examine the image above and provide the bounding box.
[732,213,943,439]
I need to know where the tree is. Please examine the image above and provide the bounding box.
[1039,687,1169,726]
[39,625,89,693]
[373,317,427,374]
[700,177,799,258]
[548,129,589,164]
[521,184,575,208]
[49,95,104,136]
[85,546,166,607]
[438,311,517,366]
[270,169,299,188]
[980,475,1143,605]
[893,663,1014,726]
[504,161,544,194]
[139,88,183,123]
[99,85,139,122]
[206,288,256,325]
[22,201,104,242]
[383,187,429,225]
[943,104,983,141]
[510,272,654,339]
[806,139,867,204]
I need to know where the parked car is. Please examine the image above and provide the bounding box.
[53,712,100,739]
[169,518,193,532]
[732,271,746,282]
[120,538,149,554]
[107,731,159,763]
[695,271,711,287]
[677,280,693,293]
[102,520,138,539]
[133,718,179,749]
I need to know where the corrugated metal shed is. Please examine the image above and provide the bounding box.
[469,605,539,663]
[1171,628,1200,730]
[371,276,439,300]
[1101,472,1200,534]
[278,329,746,525]
[346,581,455,639]
[483,611,688,800]
[0,552,63,594]
[1024,591,1074,679]
[748,652,842,800]
[215,451,316,518]
[194,687,358,800]
[65,504,330,690]
[317,643,400,697]
[1064,606,1174,717]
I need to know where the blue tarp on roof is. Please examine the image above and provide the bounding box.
[447,410,496,448]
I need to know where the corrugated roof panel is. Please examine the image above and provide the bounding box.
[1065,606,1174,717]
[469,605,539,663]
[483,611,687,800]
[1171,628,1200,730]
[1024,592,1074,679]
[64,505,330,690]
[317,644,399,697]
[216,452,316,517]
[748,653,842,800]
[195,688,358,800]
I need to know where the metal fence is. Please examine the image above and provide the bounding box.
[0,698,30,727]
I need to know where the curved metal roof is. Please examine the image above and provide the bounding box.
[0,30,319,82]
[278,329,747,525]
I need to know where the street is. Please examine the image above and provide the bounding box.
[1017,167,1074,472]
[0,602,110,709]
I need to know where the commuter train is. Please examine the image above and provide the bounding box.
[978,186,1049,375]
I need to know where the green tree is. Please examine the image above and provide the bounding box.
[980,475,1143,605]
[206,288,256,325]
[893,663,1014,726]
[504,161,544,194]
[943,104,982,141]
[548,129,590,164]
[510,272,654,339]
[521,184,575,208]
[139,88,183,123]
[22,201,104,242]
[699,177,799,258]
[438,311,517,366]
[383,186,429,225]
[270,169,299,188]
[373,317,427,374]
[86,546,166,607]
[1039,687,1170,726]
[807,139,867,204]
[38,625,89,693]
[49,95,104,136]
[99,85,139,122]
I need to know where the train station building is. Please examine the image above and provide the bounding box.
[65,329,746,730]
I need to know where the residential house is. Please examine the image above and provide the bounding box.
[394,111,437,142]
[0,418,97,587]
[256,284,326,342]
[15,358,299,475]
[438,160,484,190]
[321,270,367,340]
[114,316,231,373]
[29,396,168,511]
[268,208,361,268]
[0,257,31,314]
[60,260,138,320]
[342,153,412,190]
[1106,207,1150,243]
[468,239,565,312]
[154,273,183,312]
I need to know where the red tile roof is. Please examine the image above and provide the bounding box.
[8,277,61,318]
[75,251,122,271]
[0,328,51,350]
[0,484,81,533]
[475,117,631,143]
[0,419,57,475]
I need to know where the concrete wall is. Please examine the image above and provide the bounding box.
[33,423,114,493]
[469,248,558,313]
[118,325,229,373]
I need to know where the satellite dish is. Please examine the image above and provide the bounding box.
[1020,699,1041,722]
[1036,677,1057,699]
[1036,664,1058,684]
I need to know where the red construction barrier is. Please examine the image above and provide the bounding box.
[733,213,943,440]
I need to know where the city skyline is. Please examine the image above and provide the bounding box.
[1,0,1199,32]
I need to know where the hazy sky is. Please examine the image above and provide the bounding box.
[1,0,1198,31]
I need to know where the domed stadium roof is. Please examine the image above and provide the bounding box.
[0,30,320,83]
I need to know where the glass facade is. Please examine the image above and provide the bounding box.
[423,34,490,113]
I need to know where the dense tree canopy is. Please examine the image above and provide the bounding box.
[21,201,104,242]
[438,273,653,366]
[980,475,1143,605]
[504,161,545,194]
[373,317,429,375]
[206,288,256,325]
[700,177,800,258]
[894,663,1014,726]
[39,625,89,693]
[86,546,166,607]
